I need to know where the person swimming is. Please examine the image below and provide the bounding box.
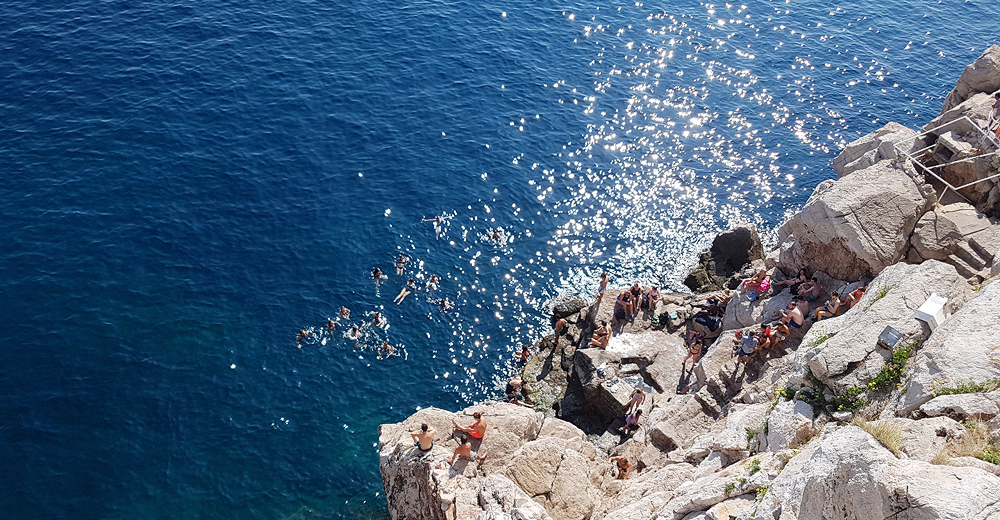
[393,278,417,305]
[378,341,396,359]
[325,318,337,331]
[436,298,453,311]
[426,274,439,292]
[395,254,409,276]
[339,306,351,319]
[347,325,361,342]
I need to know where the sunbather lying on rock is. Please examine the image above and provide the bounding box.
[774,268,807,290]
[740,270,772,299]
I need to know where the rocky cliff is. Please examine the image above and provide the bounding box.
[378,45,1000,520]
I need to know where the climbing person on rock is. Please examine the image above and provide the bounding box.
[626,388,646,416]
[619,409,642,436]
[609,456,631,479]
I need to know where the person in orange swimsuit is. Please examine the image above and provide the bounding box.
[452,411,487,440]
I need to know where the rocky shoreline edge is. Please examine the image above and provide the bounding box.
[377,46,1000,520]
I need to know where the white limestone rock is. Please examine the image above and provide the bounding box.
[478,474,553,520]
[792,260,972,393]
[870,416,966,462]
[765,399,817,452]
[920,393,1000,421]
[767,159,934,281]
[939,44,1000,114]
[833,121,920,178]
[753,426,1000,519]
[896,281,1000,415]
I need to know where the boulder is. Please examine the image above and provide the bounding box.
[920,393,1000,421]
[689,402,771,460]
[753,426,1000,520]
[939,44,1000,114]
[596,463,695,520]
[684,225,765,293]
[550,294,590,320]
[869,416,966,462]
[896,280,1000,415]
[478,474,553,520]
[379,404,590,520]
[765,399,817,452]
[792,260,972,393]
[766,159,935,281]
[833,122,920,178]
[648,397,718,454]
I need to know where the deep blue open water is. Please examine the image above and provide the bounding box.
[2,0,997,518]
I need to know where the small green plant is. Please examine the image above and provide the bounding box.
[748,457,761,475]
[755,483,770,500]
[802,330,834,350]
[725,482,736,495]
[762,417,770,436]
[746,427,757,443]
[776,387,795,401]
[863,283,893,310]
[979,446,1000,465]
[866,342,914,392]
[933,378,1000,397]
[831,387,865,412]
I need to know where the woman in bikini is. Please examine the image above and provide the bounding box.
[452,412,487,440]
[814,292,841,321]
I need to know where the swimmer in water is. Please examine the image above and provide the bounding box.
[426,274,439,292]
[395,254,409,276]
[394,278,417,305]
[372,267,383,281]
[371,311,385,327]
[436,298,454,311]
[326,318,337,331]
[347,325,360,342]
[296,327,316,347]
[379,341,395,359]
[339,306,351,320]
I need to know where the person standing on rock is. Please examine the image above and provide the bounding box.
[619,409,642,436]
[597,272,609,301]
[626,388,645,416]
[452,411,487,440]
[410,423,435,452]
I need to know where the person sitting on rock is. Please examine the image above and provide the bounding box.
[780,299,806,329]
[449,436,487,464]
[797,277,821,301]
[609,456,631,479]
[591,321,611,349]
[513,345,531,365]
[769,322,790,351]
[553,317,569,336]
[452,412,487,440]
[813,291,841,321]
[410,423,435,452]
[756,322,772,359]
[646,286,661,312]
[618,291,636,322]
[505,377,531,407]
[844,285,867,309]
[773,268,807,291]
[740,270,772,300]
[626,388,646,416]
[619,409,642,436]
[629,283,643,317]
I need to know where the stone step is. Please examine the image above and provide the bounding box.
[946,253,985,281]
[968,235,996,263]
[954,242,987,271]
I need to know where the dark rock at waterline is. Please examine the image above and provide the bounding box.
[684,224,764,292]
[550,294,590,319]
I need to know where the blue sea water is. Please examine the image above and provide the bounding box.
[1,0,997,518]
